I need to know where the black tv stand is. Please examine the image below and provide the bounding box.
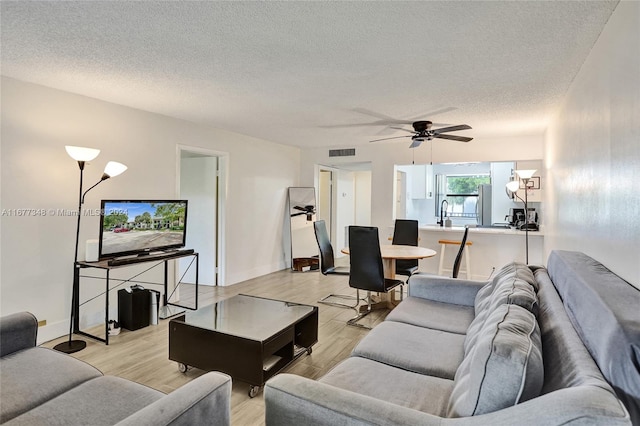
[107,249,195,266]
[74,250,199,345]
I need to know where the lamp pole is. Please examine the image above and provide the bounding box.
[54,159,89,353]
[54,147,126,354]
[506,169,536,265]
[523,177,530,265]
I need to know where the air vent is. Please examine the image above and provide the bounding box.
[329,148,356,157]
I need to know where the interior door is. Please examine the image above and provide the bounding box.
[179,153,218,285]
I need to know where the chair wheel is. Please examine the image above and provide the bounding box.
[306,347,313,355]
[178,363,188,373]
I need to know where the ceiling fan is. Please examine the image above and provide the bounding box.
[370,120,473,148]
[291,205,316,221]
[321,107,455,136]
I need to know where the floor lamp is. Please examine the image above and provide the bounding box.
[53,146,127,354]
[506,169,536,264]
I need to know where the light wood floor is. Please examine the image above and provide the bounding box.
[42,266,396,425]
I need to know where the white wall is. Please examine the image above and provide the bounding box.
[0,77,299,342]
[545,0,639,288]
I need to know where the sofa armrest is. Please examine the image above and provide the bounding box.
[115,372,231,426]
[0,312,37,357]
[408,274,486,306]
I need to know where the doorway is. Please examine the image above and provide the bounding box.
[177,146,227,286]
[316,162,372,252]
[318,169,333,241]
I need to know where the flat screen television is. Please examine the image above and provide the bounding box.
[98,200,188,259]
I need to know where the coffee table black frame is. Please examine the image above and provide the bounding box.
[168,294,318,397]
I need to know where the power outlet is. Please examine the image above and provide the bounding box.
[37,320,47,327]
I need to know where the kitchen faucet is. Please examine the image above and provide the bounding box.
[438,200,449,227]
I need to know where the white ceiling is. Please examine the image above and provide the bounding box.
[1,1,618,149]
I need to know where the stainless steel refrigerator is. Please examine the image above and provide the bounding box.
[477,184,492,226]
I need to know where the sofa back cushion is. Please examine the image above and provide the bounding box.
[474,262,537,309]
[465,264,539,355]
[448,304,544,418]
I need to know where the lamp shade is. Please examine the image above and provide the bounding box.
[506,180,520,192]
[515,169,536,180]
[103,161,127,178]
[65,146,100,162]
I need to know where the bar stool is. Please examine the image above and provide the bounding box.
[438,238,473,279]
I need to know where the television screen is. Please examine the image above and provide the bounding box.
[99,200,188,259]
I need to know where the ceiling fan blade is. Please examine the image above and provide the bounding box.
[409,139,424,149]
[433,124,472,134]
[389,126,415,134]
[434,134,473,142]
[320,122,387,128]
[352,108,413,125]
[352,108,403,122]
[369,135,412,143]
[408,106,457,121]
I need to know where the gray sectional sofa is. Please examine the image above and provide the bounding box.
[0,312,231,425]
[265,250,640,425]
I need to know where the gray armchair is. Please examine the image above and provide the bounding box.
[0,312,232,425]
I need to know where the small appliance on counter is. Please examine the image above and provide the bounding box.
[508,207,539,231]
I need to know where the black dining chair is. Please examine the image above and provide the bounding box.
[412,225,470,281]
[451,226,470,279]
[313,220,361,308]
[392,219,419,279]
[347,226,404,329]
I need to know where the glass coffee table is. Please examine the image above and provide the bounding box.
[169,294,318,397]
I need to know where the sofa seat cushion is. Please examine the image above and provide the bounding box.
[385,296,475,334]
[352,321,465,380]
[4,376,164,426]
[320,357,454,416]
[0,347,102,423]
[448,304,544,418]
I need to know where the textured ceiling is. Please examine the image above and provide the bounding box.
[1,1,618,149]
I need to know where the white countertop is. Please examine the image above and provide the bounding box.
[419,225,544,236]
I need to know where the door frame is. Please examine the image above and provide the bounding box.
[176,144,228,286]
[315,164,338,244]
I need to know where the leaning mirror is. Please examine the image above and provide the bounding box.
[287,187,319,272]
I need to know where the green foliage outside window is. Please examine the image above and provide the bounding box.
[446,175,490,207]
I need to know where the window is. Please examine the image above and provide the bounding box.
[436,174,491,218]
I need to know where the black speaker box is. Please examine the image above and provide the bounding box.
[118,289,150,331]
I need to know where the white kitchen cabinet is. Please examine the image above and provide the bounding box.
[410,164,434,199]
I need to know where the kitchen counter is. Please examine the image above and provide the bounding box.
[384,224,544,280]
[419,225,544,236]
